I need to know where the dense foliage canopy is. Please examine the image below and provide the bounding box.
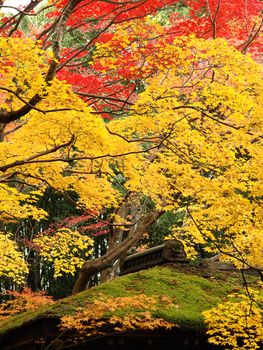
[0,0,262,349]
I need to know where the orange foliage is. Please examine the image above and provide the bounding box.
[60,293,175,335]
[0,288,54,321]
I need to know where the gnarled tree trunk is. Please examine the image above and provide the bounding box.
[72,210,163,294]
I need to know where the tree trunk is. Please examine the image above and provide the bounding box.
[72,210,163,294]
[0,123,6,142]
[100,202,129,283]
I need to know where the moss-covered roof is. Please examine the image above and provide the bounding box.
[0,265,255,336]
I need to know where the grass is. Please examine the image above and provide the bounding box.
[0,265,256,335]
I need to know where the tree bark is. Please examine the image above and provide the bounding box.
[72,210,163,294]
[0,123,6,141]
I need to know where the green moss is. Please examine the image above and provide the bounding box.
[0,266,256,335]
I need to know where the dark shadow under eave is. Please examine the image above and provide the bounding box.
[0,316,222,350]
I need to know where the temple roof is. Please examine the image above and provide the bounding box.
[0,264,257,349]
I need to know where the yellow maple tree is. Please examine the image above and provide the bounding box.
[109,36,263,270]
[0,232,28,284]
[0,28,262,350]
[34,228,93,278]
[203,288,263,350]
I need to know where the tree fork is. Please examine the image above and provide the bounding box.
[72,210,163,294]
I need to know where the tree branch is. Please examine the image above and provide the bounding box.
[72,210,163,294]
[0,135,75,172]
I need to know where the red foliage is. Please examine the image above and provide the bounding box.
[30,212,110,241]
[55,0,262,116]
[169,0,263,58]
[1,0,261,115]
[51,0,177,26]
